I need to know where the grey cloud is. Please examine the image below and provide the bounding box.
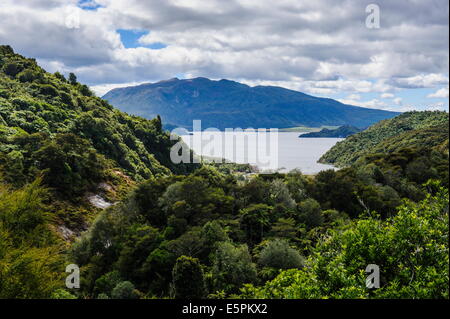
[0,0,448,97]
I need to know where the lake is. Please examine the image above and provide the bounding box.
[180,131,343,174]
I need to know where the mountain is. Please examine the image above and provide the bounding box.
[102,77,400,130]
[299,125,362,138]
[319,111,449,167]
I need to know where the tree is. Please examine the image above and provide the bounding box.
[172,256,206,299]
[270,217,298,240]
[94,270,122,297]
[79,84,93,97]
[2,62,21,77]
[259,239,304,270]
[212,242,256,294]
[201,220,228,247]
[0,180,63,298]
[69,72,77,85]
[240,177,270,206]
[32,133,107,196]
[239,204,271,246]
[241,184,449,299]
[269,179,296,210]
[297,198,324,228]
[51,289,77,299]
[54,71,66,82]
[111,281,140,299]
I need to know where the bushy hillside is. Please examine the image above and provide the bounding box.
[103,77,399,130]
[0,45,196,198]
[320,111,449,167]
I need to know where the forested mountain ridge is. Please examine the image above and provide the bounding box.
[103,77,400,130]
[0,45,196,197]
[320,111,449,167]
[0,45,198,298]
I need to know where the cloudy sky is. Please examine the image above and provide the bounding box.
[0,0,448,111]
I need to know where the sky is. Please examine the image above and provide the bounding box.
[0,0,448,112]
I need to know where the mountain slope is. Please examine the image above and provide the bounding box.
[103,77,400,130]
[319,111,449,167]
[0,45,196,197]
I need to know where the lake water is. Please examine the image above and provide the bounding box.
[180,131,343,174]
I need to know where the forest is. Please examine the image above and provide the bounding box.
[0,45,448,299]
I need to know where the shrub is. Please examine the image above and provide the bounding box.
[111,281,140,299]
[259,239,304,270]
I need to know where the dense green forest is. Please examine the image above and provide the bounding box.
[0,46,448,299]
[320,111,449,167]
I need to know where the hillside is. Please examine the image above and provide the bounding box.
[0,45,196,195]
[0,46,448,300]
[103,77,399,130]
[319,111,449,167]
[299,125,361,138]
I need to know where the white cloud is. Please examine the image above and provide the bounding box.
[90,81,149,96]
[0,0,448,109]
[337,98,391,110]
[393,97,402,106]
[347,94,361,100]
[390,74,449,89]
[427,87,449,98]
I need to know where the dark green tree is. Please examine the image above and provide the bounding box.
[172,256,206,299]
[239,204,271,246]
[111,281,140,299]
[259,239,304,270]
[68,72,77,85]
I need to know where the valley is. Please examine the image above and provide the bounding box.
[0,46,448,300]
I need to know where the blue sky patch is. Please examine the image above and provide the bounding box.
[117,29,167,50]
[78,0,103,10]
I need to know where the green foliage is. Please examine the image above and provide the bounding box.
[259,239,305,270]
[240,185,449,298]
[239,204,271,246]
[0,45,197,197]
[321,111,449,167]
[297,198,324,228]
[94,270,122,297]
[211,242,257,294]
[0,178,51,243]
[111,281,140,299]
[51,289,77,299]
[0,180,63,298]
[1,46,448,300]
[68,73,77,85]
[172,256,206,299]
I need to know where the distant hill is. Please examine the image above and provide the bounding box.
[319,111,449,167]
[103,77,400,130]
[299,125,361,138]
